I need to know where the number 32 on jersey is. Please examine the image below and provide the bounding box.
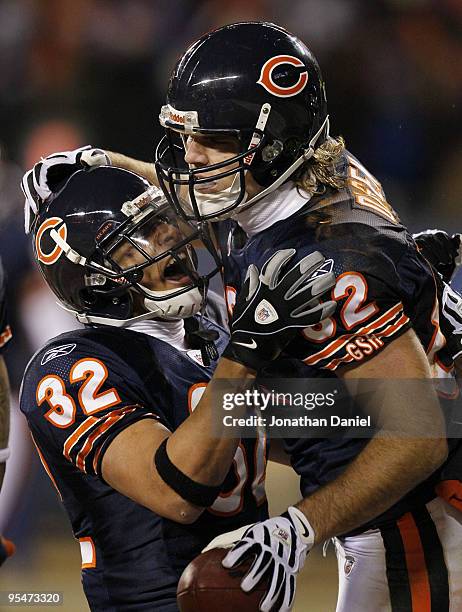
[303,272,378,342]
[36,358,121,428]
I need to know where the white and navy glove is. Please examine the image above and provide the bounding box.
[414,230,462,283]
[21,145,110,233]
[223,249,336,371]
[222,506,315,612]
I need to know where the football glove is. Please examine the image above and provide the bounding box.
[0,535,15,566]
[21,145,110,233]
[222,249,336,371]
[414,230,462,283]
[222,506,314,612]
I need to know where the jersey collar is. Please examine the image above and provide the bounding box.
[235,181,311,236]
[127,318,187,350]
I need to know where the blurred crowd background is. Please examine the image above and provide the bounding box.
[0,0,460,609]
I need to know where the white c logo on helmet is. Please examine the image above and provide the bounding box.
[257,55,308,98]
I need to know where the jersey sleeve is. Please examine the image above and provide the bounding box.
[288,237,417,372]
[20,339,165,478]
[0,259,12,353]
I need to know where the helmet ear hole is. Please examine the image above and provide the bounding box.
[80,287,134,319]
[261,140,283,163]
[80,288,97,306]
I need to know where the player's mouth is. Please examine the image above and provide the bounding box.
[162,254,192,285]
[194,180,218,193]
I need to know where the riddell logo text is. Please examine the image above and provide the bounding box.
[169,113,185,124]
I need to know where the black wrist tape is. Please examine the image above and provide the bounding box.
[154,438,222,508]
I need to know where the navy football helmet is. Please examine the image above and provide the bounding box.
[31,166,217,325]
[155,21,329,222]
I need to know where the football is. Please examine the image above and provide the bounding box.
[177,547,266,612]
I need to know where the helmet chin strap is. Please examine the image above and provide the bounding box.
[192,173,247,220]
[59,301,160,327]
[143,286,203,319]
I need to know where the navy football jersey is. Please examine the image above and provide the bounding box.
[0,258,12,353]
[20,318,267,611]
[218,150,459,528]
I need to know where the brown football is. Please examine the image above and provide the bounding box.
[177,547,266,612]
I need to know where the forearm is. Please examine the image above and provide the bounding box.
[296,330,449,543]
[106,151,158,185]
[296,434,447,543]
[167,357,255,485]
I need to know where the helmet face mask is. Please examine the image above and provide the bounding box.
[155,21,329,223]
[103,210,204,318]
[33,166,218,325]
[155,112,267,222]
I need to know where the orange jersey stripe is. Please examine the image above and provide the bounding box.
[324,353,355,371]
[304,302,404,366]
[76,406,137,472]
[76,408,135,472]
[323,315,409,371]
[375,313,410,338]
[63,415,100,461]
[92,444,105,476]
[397,512,431,612]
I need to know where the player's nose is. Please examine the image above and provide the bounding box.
[184,139,208,166]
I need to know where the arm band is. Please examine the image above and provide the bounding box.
[0,447,10,463]
[154,438,222,507]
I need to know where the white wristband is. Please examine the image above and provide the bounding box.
[0,447,10,463]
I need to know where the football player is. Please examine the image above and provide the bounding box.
[23,25,462,610]
[0,257,15,565]
[152,22,461,612]
[19,162,336,610]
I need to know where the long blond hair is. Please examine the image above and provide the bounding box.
[295,136,346,195]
